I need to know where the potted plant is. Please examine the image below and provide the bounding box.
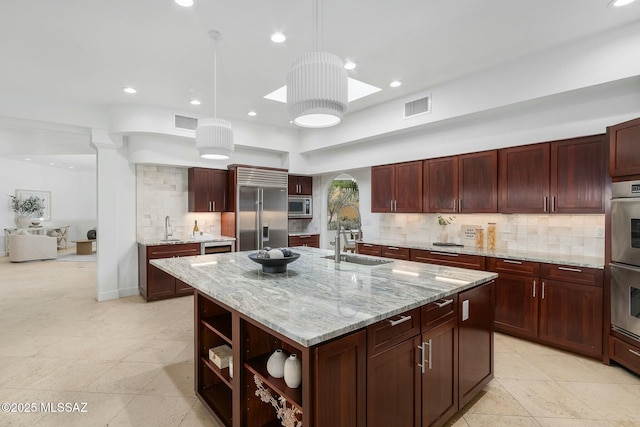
[437,215,455,243]
[8,195,45,228]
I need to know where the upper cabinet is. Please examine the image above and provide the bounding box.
[188,167,228,212]
[371,161,422,213]
[499,135,606,214]
[288,175,313,195]
[608,117,640,179]
[423,151,498,213]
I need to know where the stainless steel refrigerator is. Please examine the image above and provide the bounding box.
[235,167,288,251]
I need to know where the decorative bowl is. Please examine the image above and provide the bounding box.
[248,252,300,273]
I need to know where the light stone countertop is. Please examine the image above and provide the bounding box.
[138,235,236,247]
[359,239,604,269]
[151,247,497,347]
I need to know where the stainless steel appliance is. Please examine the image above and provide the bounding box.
[611,180,640,340]
[235,167,288,251]
[288,196,312,218]
[201,240,234,255]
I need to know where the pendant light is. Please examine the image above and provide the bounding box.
[286,0,348,128]
[196,30,234,160]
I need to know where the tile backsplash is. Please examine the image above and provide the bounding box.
[379,213,604,257]
[136,165,221,241]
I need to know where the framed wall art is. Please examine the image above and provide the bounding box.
[15,189,51,221]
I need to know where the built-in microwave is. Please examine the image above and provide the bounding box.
[288,196,312,218]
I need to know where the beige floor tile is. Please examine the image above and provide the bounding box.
[86,361,164,394]
[494,352,551,380]
[0,357,66,388]
[124,339,191,364]
[463,380,530,416]
[171,343,195,364]
[107,394,195,426]
[141,362,195,397]
[178,399,224,427]
[0,334,60,358]
[27,359,117,391]
[520,353,621,383]
[499,379,602,420]
[558,382,640,421]
[36,336,141,361]
[463,413,542,427]
[32,391,135,427]
[536,418,615,426]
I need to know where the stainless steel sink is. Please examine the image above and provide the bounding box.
[322,254,393,266]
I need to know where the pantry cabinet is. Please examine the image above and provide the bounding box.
[188,167,228,212]
[371,161,422,213]
[498,135,606,214]
[608,116,640,179]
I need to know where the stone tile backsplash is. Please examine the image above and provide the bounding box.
[378,213,604,257]
[136,165,221,241]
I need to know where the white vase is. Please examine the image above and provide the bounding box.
[266,349,287,378]
[439,225,449,243]
[283,354,302,388]
[15,215,31,229]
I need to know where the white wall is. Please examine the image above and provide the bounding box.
[0,157,96,255]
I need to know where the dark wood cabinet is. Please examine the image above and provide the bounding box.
[458,280,494,408]
[288,175,313,195]
[138,243,201,301]
[499,136,606,214]
[381,245,410,260]
[288,234,320,248]
[538,264,603,358]
[371,161,422,213]
[609,335,640,375]
[488,258,540,340]
[423,151,497,213]
[357,242,382,256]
[410,249,486,271]
[608,116,640,178]
[188,167,228,212]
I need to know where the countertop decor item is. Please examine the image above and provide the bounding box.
[266,348,287,378]
[487,223,497,250]
[284,353,302,388]
[248,252,300,274]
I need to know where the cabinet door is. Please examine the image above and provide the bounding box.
[458,281,494,408]
[422,318,458,427]
[298,176,313,195]
[550,135,606,214]
[498,143,550,213]
[174,279,193,296]
[493,273,538,339]
[288,175,298,195]
[608,116,640,178]
[423,156,458,213]
[367,336,421,427]
[395,161,423,213]
[538,279,603,358]
[458,150,498,213]
[357,243,382,256]
[147,265,176,300]
[210,169,228,212]
[188,168,212,212]
[315,329,367,427]
[371,165,395,212]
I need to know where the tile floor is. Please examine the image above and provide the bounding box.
[1,250,639,426]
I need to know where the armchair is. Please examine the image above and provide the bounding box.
[8,232,57,262]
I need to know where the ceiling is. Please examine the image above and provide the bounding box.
[1,0,639,170]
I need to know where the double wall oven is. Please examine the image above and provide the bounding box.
[611,180,640,341]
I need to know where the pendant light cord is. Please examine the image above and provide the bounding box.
[313,0,323,51]
[209,30,221,118]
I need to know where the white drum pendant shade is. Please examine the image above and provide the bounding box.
[287,51,348,128]
[196,118,234,160]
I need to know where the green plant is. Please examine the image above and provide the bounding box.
[437,215,454,226]
[8,195,45,216]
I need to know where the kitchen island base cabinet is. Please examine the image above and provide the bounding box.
[138,243,201,301]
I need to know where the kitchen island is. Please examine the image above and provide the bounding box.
[152,247,497,427]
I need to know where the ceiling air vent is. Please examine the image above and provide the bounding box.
[404,96,431,119]
[174,114,198,131]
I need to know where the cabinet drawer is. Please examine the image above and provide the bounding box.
[410,249,486,270]
[357,243,382,256]
[609,336,640,374]
[367,308,420,356]
[422,294,458,331]
[540,263,603,287]
[487,257,539,277]
[289,234,319,248]
[381,245,410,260]
[147,243,201,259]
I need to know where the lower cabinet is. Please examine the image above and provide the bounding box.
[357,242,382,256]
[410,249,486,271]
[138,243,201,301]
[288,234,320,248]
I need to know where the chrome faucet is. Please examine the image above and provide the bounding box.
[164,216,173,240]
[335,203,362,263]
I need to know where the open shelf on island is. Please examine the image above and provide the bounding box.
[201,356,232,388]
[201,314,232,345]
[245,352,303,410]
[199,381,232,427]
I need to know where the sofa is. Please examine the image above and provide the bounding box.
[8,231,57,262]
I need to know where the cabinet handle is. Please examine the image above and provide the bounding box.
[629,349,640,357]
[417,340,432,373]
[363,244,373,247]
[209,201,213,211]
[453,199,456,212]
[430,251,459,257]
[435,299,454,308]
[551,196,556,212]
[544,196,548,212]
[213,201,216,211]
[388,315,412,326]
[558,266,582,273]
[387,247,400,251]
[503,259,523,265]
[458,199,462,212]
[533,280,536,298]
[542,282,546,299]
[299,235,310,238]
[418,342,426,374]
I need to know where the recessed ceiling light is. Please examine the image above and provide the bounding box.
[175,0,194,7]
[69,166,74,169]
[609,0,635,6]
[390,80,402,88]
[344,60,356,70]
[247,111,257,117]
[48,162,55,166]
[270,32,287,43]
[123,87,137,94]
[190,99,201,105]
[25,158,31,161]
